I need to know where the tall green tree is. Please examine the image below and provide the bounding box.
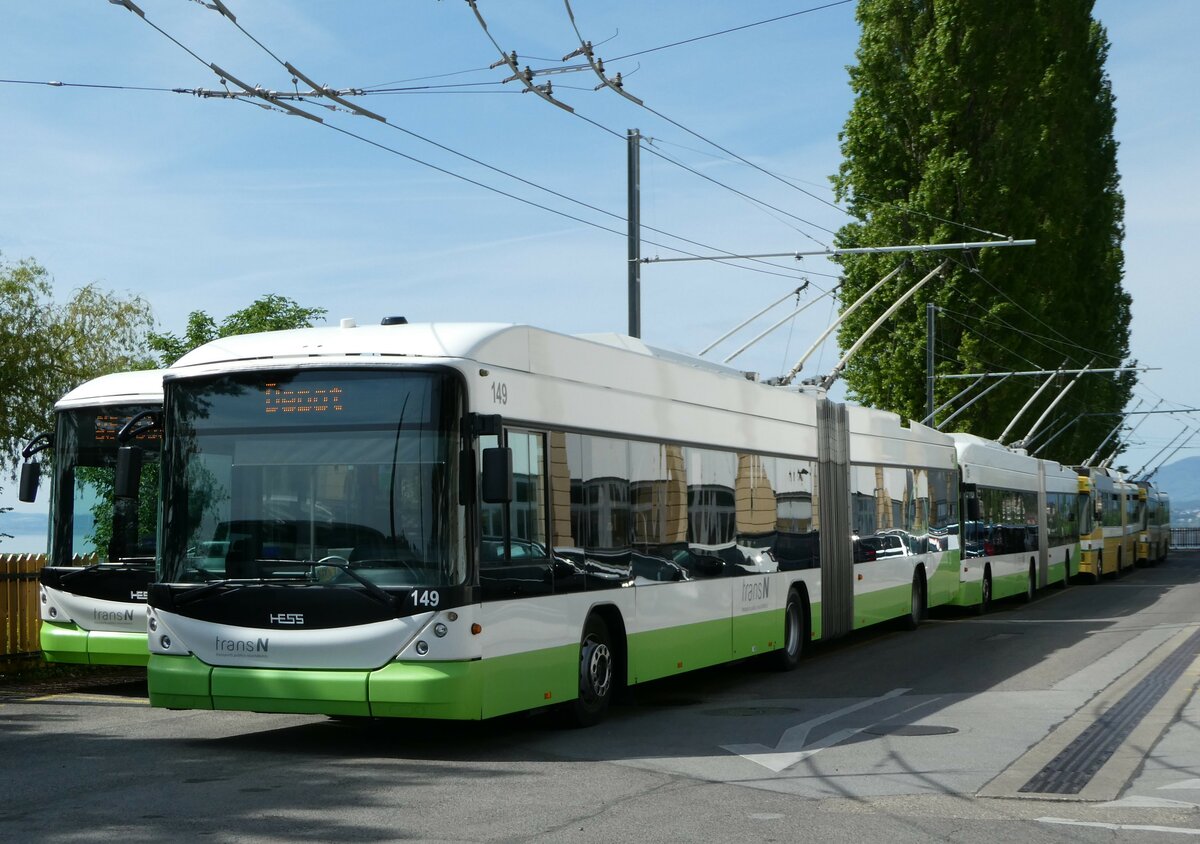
[832,0,1131,463]
[0,254,155,478]
[148,294,327,365]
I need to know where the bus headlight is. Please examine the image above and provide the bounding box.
[415,640,429,656]
[160,635,172,650]
[433,623,448,638]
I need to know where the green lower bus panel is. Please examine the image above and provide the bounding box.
[370,661,486,720]
[732,608,782,659]
[628,616,732,684]
[212,666,371,716]
[852,582,911,630]
[88,631,150,667]
[950,578,984,607]
[41,622,90,664]
[480,644,576,719]
[992,568,1031,600]
[148,654,214,709]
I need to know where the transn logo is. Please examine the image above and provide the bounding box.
[268,613,305,625]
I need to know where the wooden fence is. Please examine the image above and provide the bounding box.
[1,553,100,658]
[1,553,45,658]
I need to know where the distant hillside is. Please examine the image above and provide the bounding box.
[1145,455,1200,508]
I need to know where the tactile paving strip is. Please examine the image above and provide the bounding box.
[1019,626,1200,795]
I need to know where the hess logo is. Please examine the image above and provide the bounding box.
[268,613,305,626]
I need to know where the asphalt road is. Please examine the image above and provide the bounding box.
[3,553,1200,843]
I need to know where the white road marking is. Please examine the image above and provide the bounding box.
[722,688,937,773]
[1097,796,1200,809]
[1038,817,1200,836]
[1161,779,1200,791]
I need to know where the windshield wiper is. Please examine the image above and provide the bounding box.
[174,579,247,606]
[297,560,397,609]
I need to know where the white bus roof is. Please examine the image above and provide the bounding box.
[168,322,957,462]
[54,369,165,411]
[171,322,750,379]
[950,432,1041,490]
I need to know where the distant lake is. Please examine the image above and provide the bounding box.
[1,511,49,554]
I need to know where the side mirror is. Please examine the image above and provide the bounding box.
[18,461,40,503]
[481,447,513,504]
[114,446,143,499]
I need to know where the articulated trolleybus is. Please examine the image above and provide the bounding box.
[138,321,962,724]
[948,435,1080,612]
[20,370,164,666]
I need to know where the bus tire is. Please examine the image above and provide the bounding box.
[568,614,614,728]
[976,567,992,615]
[773,588,805,671]
[904,570,926,630]
[1023,562,1035,602]
[1093,553,1102,584]
[1060,552,1070,589]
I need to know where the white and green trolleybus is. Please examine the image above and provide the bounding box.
[136,322,962,723]
[20,370,165,666]
[946,435,1081,610]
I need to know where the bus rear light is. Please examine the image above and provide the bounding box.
[471,623,482,635]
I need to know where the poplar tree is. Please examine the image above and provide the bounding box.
[832,0,1131,463]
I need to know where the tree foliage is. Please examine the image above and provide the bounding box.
[148,294,327,364]
[832,0,1132,463]
[0,254,155,478]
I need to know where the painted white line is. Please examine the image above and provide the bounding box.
[1161,779,1200,791]
[1098,796,1200,809]
[1038,817,1200,836]
[721,689,948,773]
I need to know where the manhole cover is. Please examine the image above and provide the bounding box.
[704,705,804,717]
[862,724,958,736]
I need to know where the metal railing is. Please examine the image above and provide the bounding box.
[1170,528,1200,550]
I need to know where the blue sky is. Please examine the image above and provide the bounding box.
[2,1,1197,550]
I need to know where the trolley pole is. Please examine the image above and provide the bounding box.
[627,128,641,338]
[926,302,936,426]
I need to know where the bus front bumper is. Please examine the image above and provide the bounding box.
[147,654,484,719]
[41,622,149,667]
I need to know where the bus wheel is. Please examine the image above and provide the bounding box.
[1060,553,1070,589]
[1023,563,1035,602]
[976,568,992,615]
[569,615,614,728]
[773,588,805,671]
[1093,553,1102,584]
[904,571,926,630]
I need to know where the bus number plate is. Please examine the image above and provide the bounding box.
[411,589,441,608]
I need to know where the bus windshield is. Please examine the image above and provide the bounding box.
[159,368,465,589]
[50,403,161,565]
